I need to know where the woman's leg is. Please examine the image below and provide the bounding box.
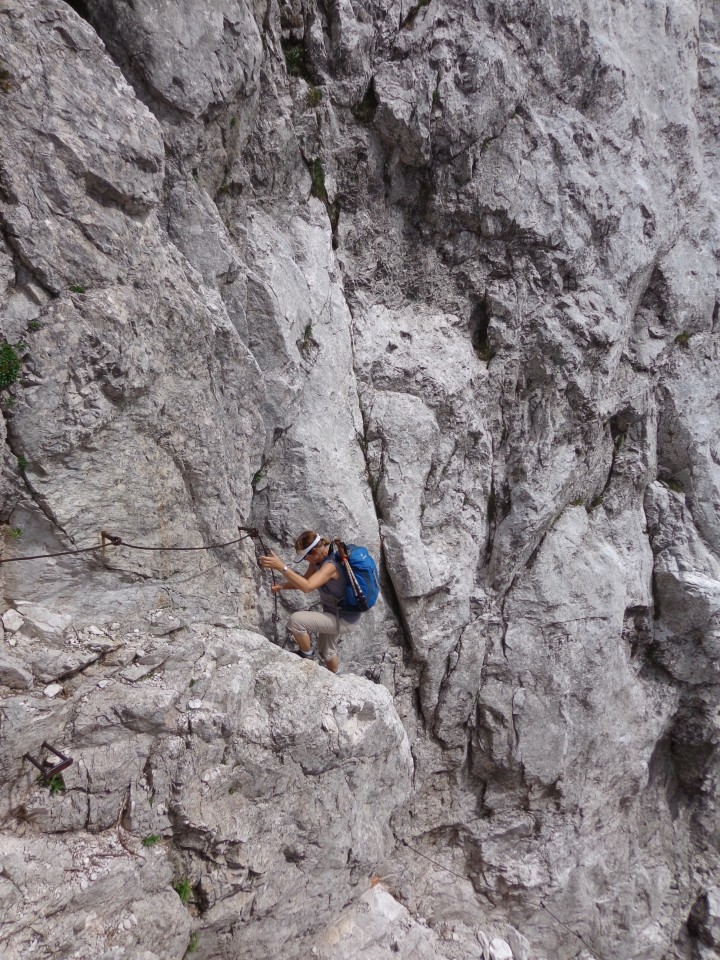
[317,633,339,673]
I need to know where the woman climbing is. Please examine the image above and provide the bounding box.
[258,530,361,673]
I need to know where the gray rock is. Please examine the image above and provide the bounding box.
[0,651,33,689]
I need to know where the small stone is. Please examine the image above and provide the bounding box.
[89,872,98,881]
[43,683,63,698]
[188,699,203,709]
[97,679,111,689]
[80,879,88,891]
[452,932,460,942]
[88,625,102,635]
[489,938,514,960]
[2,609,24,633]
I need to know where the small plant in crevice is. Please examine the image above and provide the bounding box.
[298,320,319,359]
[570,497,585,508]
[674,331,691,347]
[470,301,493,363]
[69,284,86,294]
[432,88,441,109]
[353,80,378,125]
[142,834,161,847]
[16,455,27,470]
[8,527,22,539]
[229,116,237,128]
[306,84,322,107]
[186,931,199,955]
[0,63,12,94]
[0,341,22,389]
[43,773,66,795]
[587,494,604,512]
[663,477,684,494]
[310,157,328,204]
[173,877,192,905]
[28,320,42,332]
[282,39,311,81]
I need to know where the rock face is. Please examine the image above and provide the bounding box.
[0,1,719,959]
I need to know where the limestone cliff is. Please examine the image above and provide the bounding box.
[1,1,719,959]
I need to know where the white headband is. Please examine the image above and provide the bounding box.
[293,534,321,564]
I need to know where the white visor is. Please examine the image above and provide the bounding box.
[293,534,321,564]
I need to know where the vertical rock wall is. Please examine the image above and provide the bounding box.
[1,1,719,958]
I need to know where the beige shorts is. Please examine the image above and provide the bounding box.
[287,610,353,662]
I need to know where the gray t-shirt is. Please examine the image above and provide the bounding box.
[317,554,362,625]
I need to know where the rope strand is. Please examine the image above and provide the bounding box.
[398,838,609,960]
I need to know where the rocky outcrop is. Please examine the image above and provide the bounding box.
[1,0,719,958]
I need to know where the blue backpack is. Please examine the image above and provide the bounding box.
[334,542,380,612]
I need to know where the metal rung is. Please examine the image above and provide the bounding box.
[23,741,73,779]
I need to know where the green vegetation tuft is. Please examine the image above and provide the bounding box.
[283,42,308,78]
[45,773,66,795]
[674,331,691,347]
[310,158,328,203]
[186,931,199,955]
[17,455,27,470]
[9,527,22,539]
[353,82,378,125]
[142,834,161,847]
[306,85,322,107]
[28,320,42,332]
[69,284,86,294]
[0,63,12,94]
[432,88,441,109]
[173,877,192,905]
[0,342,21,389]
[664,477,684,494]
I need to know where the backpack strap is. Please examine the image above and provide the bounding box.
[334,541,367,610]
